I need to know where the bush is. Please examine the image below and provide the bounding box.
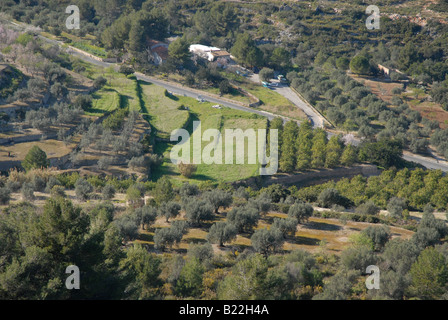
[318,188,350,208]
[50,185,66,198]
[259,67,274,82]
[387,197,407,218]
[102,183,116,200]
[73,95,93,111]
[128,156,147,171]
[75,178,93,200]
[22,146,49,171]
[179,182,200,197]
[115,214,139,241]
[177,161,197,178]
[93,76,107,89]
[219,80,232,95]
[355,201,380,215]
[21,182,35,201]
[32,175,46,192]
[97,156,113,170]
[361,225,391,251]
[0,187,12,205]
[251,228,284,257]
[119,65,135,76]
[288,202,313,223]
[340,246,376,271]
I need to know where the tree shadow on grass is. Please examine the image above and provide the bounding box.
[137,233,153,243]
[184,238,208,245]
[304,221,342,231]
[289,235,321,246]
[170,247,188,255]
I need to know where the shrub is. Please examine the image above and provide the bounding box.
[318,188,350,208]
[115,214,139,241]
[207,222,237,247]
[32,175,46,192]
[259,67,274,82]
[93,76,107,89]
[119,65,134,76]
[75,178,93,200]
[361,225,391,251]
[177,162,197,178]
[340,246,376,271]
[179,182,200,197]
[0,187,12,205]
[97,156,113,170]
[251,228,284,257]
[102,183,116,200]
[288,202,313,223]
[219,80,232,95]
[73,95,93,111]
[387,197,407,218]
[21,182,35,201]
[50,185,66,198]
[356,201,380,215]
[22,146,49,171]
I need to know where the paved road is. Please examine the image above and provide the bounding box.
[403,152,448,172]
[134,73,281,121]
[271,85,325,128]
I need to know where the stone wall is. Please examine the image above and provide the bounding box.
[233,164,381,189]
[0,153,71,172]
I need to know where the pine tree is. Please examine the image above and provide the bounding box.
[311,128,327,168]
[340,144,358,166]
[296,121,313,170]
[269,117,283,157]
[325,135,343,168]
[279,121,299,172]
[22,145,49,171]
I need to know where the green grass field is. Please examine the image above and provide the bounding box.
[139,81,190,138]
[242,83,306,120]
[86,88,121,115]
[151,95,268,184]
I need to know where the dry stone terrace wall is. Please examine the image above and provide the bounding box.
[0,153,71,172]
[233,164,381,189]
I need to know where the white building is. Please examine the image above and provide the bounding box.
[189,44,231,62]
